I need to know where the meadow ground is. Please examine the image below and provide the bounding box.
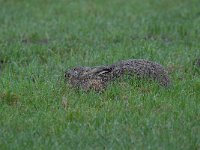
[0,0,200,149]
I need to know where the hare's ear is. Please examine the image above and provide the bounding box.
[81,67,113,77]
[97,68,112,75]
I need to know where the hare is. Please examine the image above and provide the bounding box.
[65,59,170,91]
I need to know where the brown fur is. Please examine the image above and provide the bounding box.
[65,59,170,91]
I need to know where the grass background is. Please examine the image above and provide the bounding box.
[0,0,200,149]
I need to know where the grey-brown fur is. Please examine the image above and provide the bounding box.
[65,59,170,91]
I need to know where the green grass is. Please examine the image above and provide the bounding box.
[0,0,200,149]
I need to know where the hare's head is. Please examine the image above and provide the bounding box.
[65,67,92,79]
[65,66,113,91]
[65,66,112,79]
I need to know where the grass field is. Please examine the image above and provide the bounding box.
[0,0,200,149]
